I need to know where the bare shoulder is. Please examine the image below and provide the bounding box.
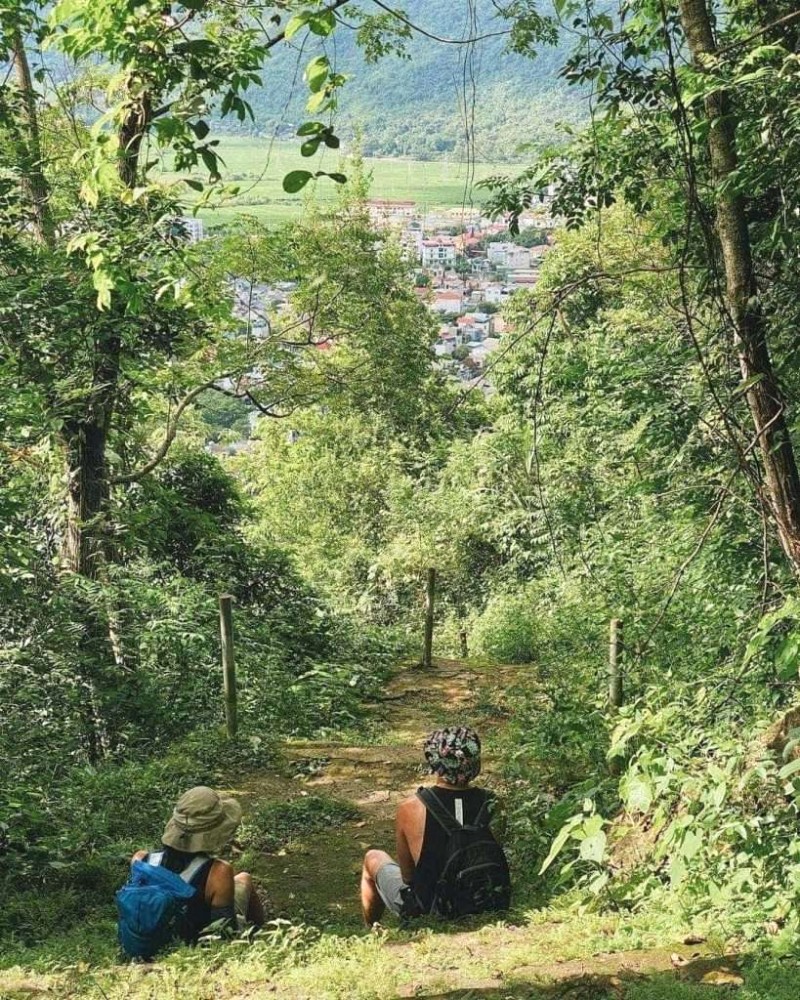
[206,858,233,886]
[397,793,425,820]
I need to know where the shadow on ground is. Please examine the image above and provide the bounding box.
[393,954,747,998]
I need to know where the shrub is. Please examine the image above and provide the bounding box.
[471,589,540,664]
[0,729,276,944]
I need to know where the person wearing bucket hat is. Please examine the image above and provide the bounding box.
[129,786,265,944]
[360,726,509,926]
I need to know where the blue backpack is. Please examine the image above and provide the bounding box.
[116,851,209,959]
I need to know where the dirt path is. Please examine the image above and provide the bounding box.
[2,658,747,1000]
[208,658,744,999]
[237,658,521,925]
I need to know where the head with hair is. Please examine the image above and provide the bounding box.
[424,726,482,786]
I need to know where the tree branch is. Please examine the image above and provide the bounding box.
[367,0,511,44]
[717,8,800,56]
[109,378,227,484]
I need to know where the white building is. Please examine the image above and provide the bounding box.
[421,237,457,268]
[400,224,424,262]
[486,243,531,270]
[432,289,463,314]
[178,216,205,243]
[482,284,512,305]
[434,340,455,358]
[368,200,417,228]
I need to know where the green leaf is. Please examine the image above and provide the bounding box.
[305,56,330,94]
[581,814,604,836]
[284,13,311,39]
[669,854,687,887]
[308,9,336,35]
[92,269,115,311]
[623,775,653,815]
[776,636,800,680]
[679,829,703,861]
[297,122,325,136]
[586,871,609,895]
[301,138,321,158]
[192,120,210,140]
[579,829,606,863]
[199,147,220,179]
[307,90,330,114]
[779,758,800,780]
[283,170,314,194]
[539,815,582,875]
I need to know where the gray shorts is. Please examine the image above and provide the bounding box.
[375,862,423,918]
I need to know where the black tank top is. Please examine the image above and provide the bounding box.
[410,786,490,913]
[155,845,213,942]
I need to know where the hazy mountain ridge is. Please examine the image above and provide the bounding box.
[241,0,584,160]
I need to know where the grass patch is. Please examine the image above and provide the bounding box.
[240,794,360,855]
[3,897,796,999]
[160,135,510,227]
[0,729,278,954]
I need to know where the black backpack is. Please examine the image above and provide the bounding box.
[417,787,511,919]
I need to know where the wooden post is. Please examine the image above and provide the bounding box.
[608,618,623,710]
[219,594,237,738]
[421,568,437,669]
[459,627,469,659]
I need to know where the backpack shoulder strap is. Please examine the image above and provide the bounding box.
[417,787,459,835]
[180,855,210,885]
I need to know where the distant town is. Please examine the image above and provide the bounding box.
[363,191,558,393]
[183,188,560,451]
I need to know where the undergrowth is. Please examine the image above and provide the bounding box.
[5,907,800,1000]
[239,794,360,855]
[0,729,277,948]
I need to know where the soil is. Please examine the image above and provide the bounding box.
[233,658,520,925]
[220,658,740,997]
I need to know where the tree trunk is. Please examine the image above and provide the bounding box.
[678,0,800,575]
[118,91,152,188]
[10,27,55,247]
[60,344,123,760]
[62,420,111,577]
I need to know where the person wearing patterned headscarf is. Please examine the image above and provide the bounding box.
[424,726,483,786]
[360,726,506,926]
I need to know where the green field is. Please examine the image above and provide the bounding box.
[169,135,507,226]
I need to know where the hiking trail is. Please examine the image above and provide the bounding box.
[1,658,746,1000]
[216,658,739,999]
[236,657,520,925]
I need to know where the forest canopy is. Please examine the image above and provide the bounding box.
[5,0,800,992]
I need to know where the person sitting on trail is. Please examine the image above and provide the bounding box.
[118,785,265,959]
[361,726,510,926]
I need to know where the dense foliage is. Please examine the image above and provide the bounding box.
[7,0,800,984]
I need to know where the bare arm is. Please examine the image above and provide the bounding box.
[396,798,421,884]
[206,859,236,912]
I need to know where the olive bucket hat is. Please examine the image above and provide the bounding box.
[162,786,242,854]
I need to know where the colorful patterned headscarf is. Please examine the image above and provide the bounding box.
[424,727,482,785]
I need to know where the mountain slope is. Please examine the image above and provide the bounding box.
[240,0,585,160]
